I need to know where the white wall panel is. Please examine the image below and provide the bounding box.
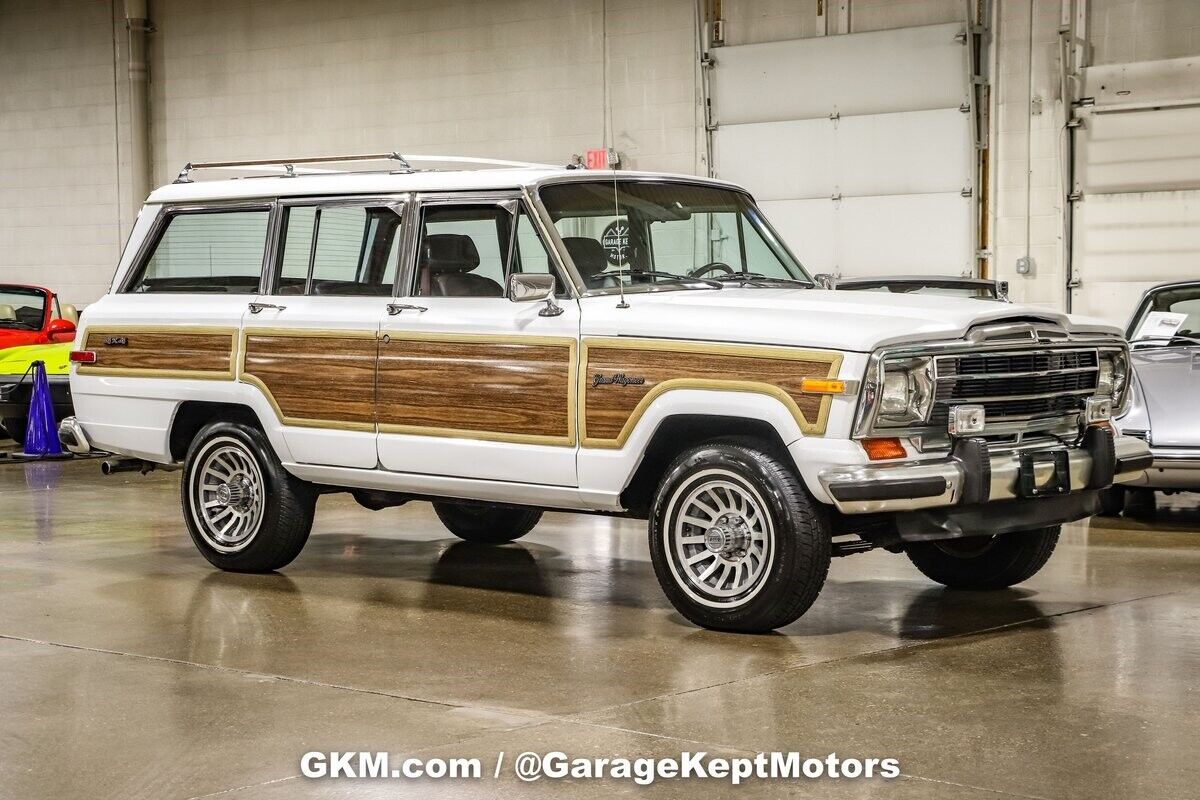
[1071,190,1200,322]
[716,107,971,201]
[760,193,972,277]
[1076,105,1200,195]
[710,22,968,125]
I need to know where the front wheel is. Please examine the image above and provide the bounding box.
[905,526,1060,589]
[649,442,831,633]
[432,502,543,544]
[181,421,316,572]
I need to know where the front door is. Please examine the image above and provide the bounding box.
[377,195,580,486]
[240,197,405,468]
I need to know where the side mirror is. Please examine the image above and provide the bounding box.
[507,273,563,317]
[814,273,837,290]
[47,317,76,341]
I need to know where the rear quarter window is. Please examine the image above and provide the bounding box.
[124,209,270,293]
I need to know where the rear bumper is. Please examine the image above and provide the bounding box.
[58,416,92,455]
[819,431,1151,515]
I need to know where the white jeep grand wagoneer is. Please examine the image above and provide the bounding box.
[59,153,1151,632]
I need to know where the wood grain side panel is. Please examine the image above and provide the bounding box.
[243,334,377,426]
[82,330,233,375]
[378,339,573,440]
[584,344,834,443]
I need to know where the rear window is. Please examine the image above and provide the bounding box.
[125,209,269,293]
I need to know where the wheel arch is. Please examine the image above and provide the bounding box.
[618,413,795,518]
[169,400,266,461]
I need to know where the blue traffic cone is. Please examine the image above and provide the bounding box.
[21,360,63,457]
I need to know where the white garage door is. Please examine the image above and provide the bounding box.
[709,22,975,279]
[1071,57,1200,325]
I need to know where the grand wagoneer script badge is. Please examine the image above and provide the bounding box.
[592,373,646,388]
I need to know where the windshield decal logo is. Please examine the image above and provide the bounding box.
[592,372,645,388]
[601,220,629,266]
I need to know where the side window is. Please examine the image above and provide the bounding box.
[125,210,269,293]
[274,204,402,296]
[415,205,509,298]
[511,210,568,297]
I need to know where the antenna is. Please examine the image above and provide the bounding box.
[613,171,629,309]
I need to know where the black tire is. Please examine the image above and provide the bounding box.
[1096,485,1126,516]
[181,421,315,572]
[905,526,1060,589]
[1,417,26,446]
[648,441,831,633]
[1124,488,1158,517]
[433,501,542,544]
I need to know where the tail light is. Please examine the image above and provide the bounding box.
[69,350,97,364]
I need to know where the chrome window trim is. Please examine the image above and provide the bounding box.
[262,194,409,296]
[118,199,277,295]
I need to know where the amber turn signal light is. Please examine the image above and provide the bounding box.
[800,378,847,395]
[69,350,97,364]
[862,437,906,461]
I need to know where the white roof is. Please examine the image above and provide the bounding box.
[146,167,742,204]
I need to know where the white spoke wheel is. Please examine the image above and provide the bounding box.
[189,437,265,553]
[649,442,831,633]
[665,470,774,607]
[181,421,316,573]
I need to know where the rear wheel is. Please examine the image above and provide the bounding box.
[432,502,542,544]
[648,442,831,633]
[181,421,315,572]
[1,417,26,446]
[905,526,1060,589]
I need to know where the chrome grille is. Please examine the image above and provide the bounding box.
[932,348,1099,431]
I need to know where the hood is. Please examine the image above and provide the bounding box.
[1126,346,1200,447]
[579,288,1120,352]
[0,342,71,376]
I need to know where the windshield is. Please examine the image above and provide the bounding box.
[1129,284,1200,346]
[0,287,47,330]
[538,180,812,292]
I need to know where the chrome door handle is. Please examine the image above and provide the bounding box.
[387,303,427,315]
[248,302,287,314]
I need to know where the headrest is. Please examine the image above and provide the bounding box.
[60,304,79,324]
[421,234,480,274]
[0,304,14,321]
[562,237,608,278]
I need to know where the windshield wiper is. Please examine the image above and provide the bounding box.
[711,272,812,287]
[608,270,723,289]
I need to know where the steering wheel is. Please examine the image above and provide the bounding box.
[689,261,734,278]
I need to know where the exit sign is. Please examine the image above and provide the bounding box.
[585,149,609,170]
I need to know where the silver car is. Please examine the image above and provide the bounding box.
[1106,280,1200,513]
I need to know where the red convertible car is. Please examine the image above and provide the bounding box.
[0,284,77,349]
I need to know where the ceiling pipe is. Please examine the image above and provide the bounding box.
[124,0,152,207]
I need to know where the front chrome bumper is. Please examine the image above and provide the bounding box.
[819,432,1152,514]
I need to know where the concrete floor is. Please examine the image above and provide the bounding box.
[1,455,1198,799]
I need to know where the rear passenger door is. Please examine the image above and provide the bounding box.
[240,197,406,469]
[376,193,580,486]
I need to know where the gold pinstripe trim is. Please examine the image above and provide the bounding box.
[579,337,843,449]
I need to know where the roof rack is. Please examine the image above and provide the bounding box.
[173,152,560,183]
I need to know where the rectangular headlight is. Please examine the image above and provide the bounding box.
[876,356,934,426]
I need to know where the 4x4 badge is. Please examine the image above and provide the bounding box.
[103,336,129,347]
[592,373,645,388]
